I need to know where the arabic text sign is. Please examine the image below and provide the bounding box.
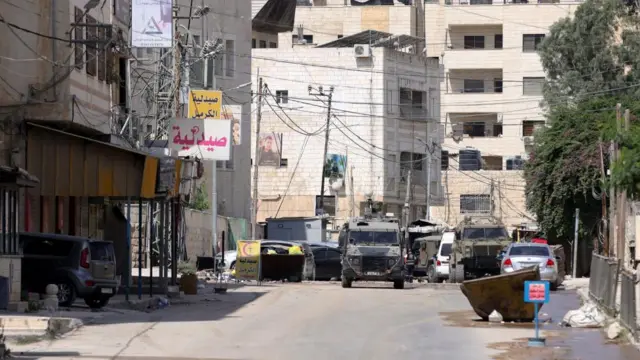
[169,118,231,161]
[188,90,222,119]
[524,280,550,304]
[235,257,260,281]
[236,240,261,281]
[131,0,173,48]
[237,240,261,257]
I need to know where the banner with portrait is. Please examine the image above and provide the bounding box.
[258,133,282,166]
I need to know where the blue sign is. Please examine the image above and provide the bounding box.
[524,280,550,304]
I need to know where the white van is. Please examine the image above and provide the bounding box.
[428,231,455,283]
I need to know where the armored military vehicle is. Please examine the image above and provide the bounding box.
[338,213,405,289]
[448,216,511,283]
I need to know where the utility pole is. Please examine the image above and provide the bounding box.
[425,140,432,220]
[620,109,631,267]
[490,179,495,218]
[251,73,263,239]
[599,140,609,255]
[309,85,334,215]
[573,208,580,278]
[349,165,355,218]
[403,170,412,260]
[610,104,621,257]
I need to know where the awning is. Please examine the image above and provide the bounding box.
[26,122,166,198]
[0,165,39,188]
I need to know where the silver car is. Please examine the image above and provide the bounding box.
[500,243,562,290]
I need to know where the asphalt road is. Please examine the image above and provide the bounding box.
[8,282,638,360]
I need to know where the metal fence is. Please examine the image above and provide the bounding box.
[588,253,620,315]
[619,269,638,336]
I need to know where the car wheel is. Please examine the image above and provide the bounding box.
[341,277,353,288]
[84,296,110,309]
[56,280,77,307]
[454,265,465,283]
[393,279,405,289]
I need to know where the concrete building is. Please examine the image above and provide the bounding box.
[251,31,442,228]
[276,0,424,49]
[0,0,181,309]
[424,0,582,227]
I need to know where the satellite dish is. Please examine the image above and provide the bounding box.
[331,179,344,191]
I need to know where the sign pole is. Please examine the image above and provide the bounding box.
[524,279,549,347]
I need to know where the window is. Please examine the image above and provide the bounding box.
[508,246,550,257]
[493,124,503,136]
[493,78,503,93]
[252,38,256,48]
[213,39,223,77]
[522,120,545,136]
[326,249,341,260]
[316,195,336,216]
[441,150,449,170]
[269,42,277,48]
[482,156,503,170]
[460,194,491,214]
[259,40,267,48]
[303,35,313,44]
[225,39,235,77]
[463,79,484,93]
[280,158,288,167]
[506,157,525,170]
[74,7,84,70]
[85,15,97,76]
[523,77,544,96]
[440,243,452,257]
[463,36,485,49]
[275,90,288,104]
[494,34,503,49]
[97,27,106,81]
[470,0,492,4]
[400,151,424,171]
[23,238,74,257]
[463,122,486,137]
[337,34,343,39]
[523,34,545,52]
[312,248,327,260]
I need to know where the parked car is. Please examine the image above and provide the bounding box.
[427,231,454,283]
[500,242,563,290]
[213,240,316,280]
[310,244,342,280]
[20,232,118,308]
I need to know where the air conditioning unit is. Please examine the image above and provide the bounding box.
[523,136,534,145]
[354,44,371,58]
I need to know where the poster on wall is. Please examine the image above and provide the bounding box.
[323,154,347,190]
[221,105,242,145]
[131,0,173,48]
[257,133,282,166]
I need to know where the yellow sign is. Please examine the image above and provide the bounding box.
[235,240,261,281]
[188,90,222,119]
[238,240,261,257]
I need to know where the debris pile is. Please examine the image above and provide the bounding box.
[560,302,606,328]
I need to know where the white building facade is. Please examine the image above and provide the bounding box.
[251,36,441,226]
[424,0,582,227]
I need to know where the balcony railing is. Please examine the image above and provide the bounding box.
[438,0,579,5]
[399,104,430,121]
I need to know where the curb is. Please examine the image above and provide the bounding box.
[1,316,83,340]
[412,282,460,290]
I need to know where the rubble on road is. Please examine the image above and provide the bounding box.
[605,322,624,340]
[560,302,606,328]
[488,310,503,323]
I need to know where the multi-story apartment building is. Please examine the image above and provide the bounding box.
[251,32,441,227]
[0,0,156,308]
[131,0,254,221]
[274,0,424,49]
[424,0,581,227]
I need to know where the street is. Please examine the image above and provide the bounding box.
[9,282,639,360]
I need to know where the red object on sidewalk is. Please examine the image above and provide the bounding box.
[531,238,548,244]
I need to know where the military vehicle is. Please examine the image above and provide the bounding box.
[338,211,405,289]
[448,216,511,283]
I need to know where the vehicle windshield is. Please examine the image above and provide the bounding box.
[462,227,509,240]
[508,246,550,257]
[348,230,398,245]
[440,243,452,256]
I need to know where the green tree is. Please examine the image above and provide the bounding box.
[187,183,209,211]
[525,0,640,240]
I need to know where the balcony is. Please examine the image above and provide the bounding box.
[445,49,503,69]
[399,104,431,121]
